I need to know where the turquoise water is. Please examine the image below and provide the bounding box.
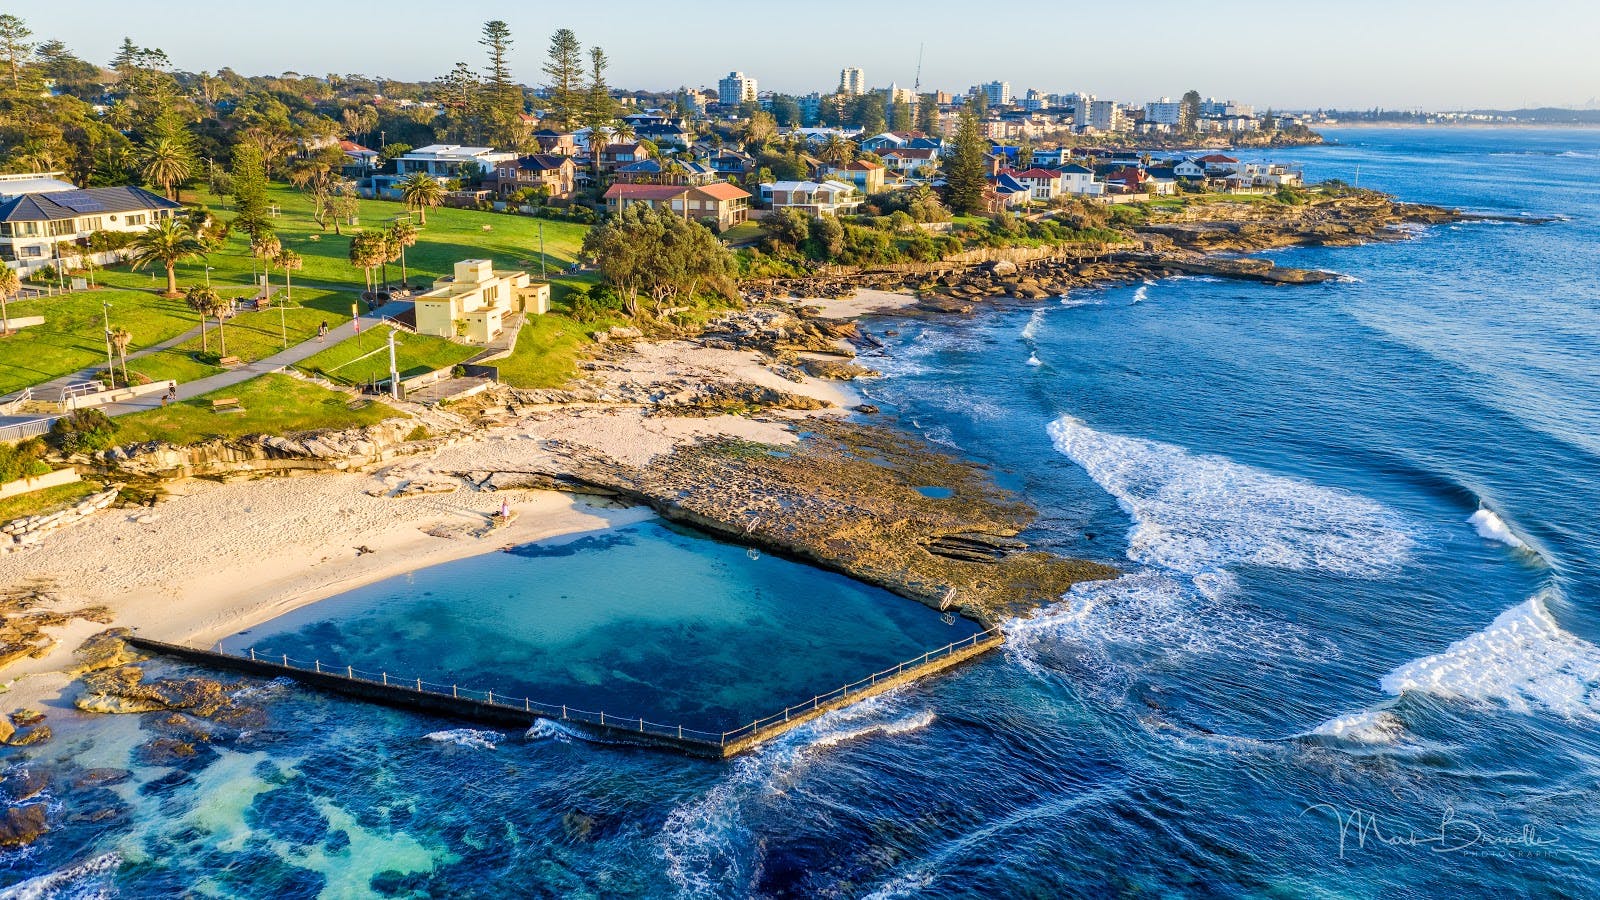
[219,519,983,731]
[5,127,1600,896]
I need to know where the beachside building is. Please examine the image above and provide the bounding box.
[880,147,938,177]
[1,183,181,273]
[491,154,578,200]
[1058,163,1105,196]
[839,67,867,96]
[340,140,381,171]
[1228,162,1302,190]
[1010,168,1063,201]
[602,182,752,229]
[824,159,886,194]
[532,130,581,156]
[413,259,549,344]
[759,180,863,216]
[393,145,516,179]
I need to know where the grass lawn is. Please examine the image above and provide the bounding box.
[295,325,479,386]
[0,479,100,523]
[0,286,237,396]
[496,311,627,389]
[125,287,356,386]
[4,183,590,396]
[114,373,400,445]
[720,222,765,245]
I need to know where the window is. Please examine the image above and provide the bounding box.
[125,214,147,226]
[83,217,103,231]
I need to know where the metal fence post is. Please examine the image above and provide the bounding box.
[347,666,353,678]
[417,678,422,691]
[525,698,531,712]
[562,705,567,719]
[249,648,256,661]
[282,654,288,667]
[639,717,644,732]
[599,711,605,726]
[314,660,321,673]
[452,684,458,698]
[488,691,494,705]
[381,672,387,686]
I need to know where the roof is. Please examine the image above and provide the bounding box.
[339,140,377,155]
[0,174,79,198]
[1198,153,1239,163]
[616,159,665,174]
[0,185,179,223]
[603,143,643,154]
[510,154,573,172]
[409,144,500,157]
[1014,168,1062,180]
[840,160,884,170]
[604,183,685,201]
[694,182,752,201]
[884,148,936,160]
[1058,164,1093,174]
[533,129,576,138]
[764,180,855,195]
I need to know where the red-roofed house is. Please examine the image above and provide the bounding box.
[340,140,380,171]
[1010,168,1064,201]
[603,181,751,229]
[824,159,885,194]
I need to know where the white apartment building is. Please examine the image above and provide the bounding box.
[719,71,759,106]
[980,81,1012,106]
[839,67,866,96]
[1086,100,1127,132]
[1,181,181,274]
[1144,98,1183,126]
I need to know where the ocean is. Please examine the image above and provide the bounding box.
[5,126,1599,897]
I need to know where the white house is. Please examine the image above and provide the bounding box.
[1172,158,1207,179]
[880,147,938,176]
[1058,164,1104,197]
[394,145,516,179]
[1010,168,1063,201]
[1,183,181,274]
[759,180,863,216]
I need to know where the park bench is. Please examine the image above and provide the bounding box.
[218,356,242,368]
[210,397,243,413]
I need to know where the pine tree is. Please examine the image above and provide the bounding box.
[944,109,989,215]
[438,61,481,143]
[0,14,34,90]
[479,21,521,125]
[230,140,271,236]
[541,29,584,131]
[584,46,614,132]
[1180,90,1201,134]
[917,94,938,136]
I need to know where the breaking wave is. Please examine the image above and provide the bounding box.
[0,852,122,900]
[1045,416,1415,578]
[1381,589,1600,720]
[424,728,503,750]
[1026,353,1043,367]
[1469,507,1529,551]
[1131,285,1151,304]
[1020,308,1046,341]
[1307,709,1408,746]
[659,700,935,897]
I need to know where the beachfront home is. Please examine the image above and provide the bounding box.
[340,140,381,172]
[1,183,180,274]
[1011,168,1063,201]
[1058,164,1104,197]
[824,159,886,194]
[532,130,581,156]
[1227,162,1301,190]
[759,180,863,216]
[602,182,752,229]
[881,147,938,177]
[413,259,549,344]
[394,145,516,179]
[1031,147,1074,168]
[491,154,578,200]
[599,143,649,173]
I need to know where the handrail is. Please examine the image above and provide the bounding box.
[378,315,417,334]
[0,387,33,415]
[236,624,1004,749]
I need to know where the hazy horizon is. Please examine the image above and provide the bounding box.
[21,0,1600,110]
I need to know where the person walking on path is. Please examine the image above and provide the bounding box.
[318,321,328,342]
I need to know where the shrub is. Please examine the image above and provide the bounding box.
[0,438,51,484]
[49,409,120,455]
[405,425,430,442]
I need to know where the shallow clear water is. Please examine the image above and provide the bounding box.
[219,519,983,731]
[5,127,1600,897]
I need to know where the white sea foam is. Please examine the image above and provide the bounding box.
[1020,308,1046,341]
[1309,709,1408,745]
[0,853,122,900]
[1382,590,1600,720]
[659,700,934,897]
[424,728,503,750]
[1026,353,1043,367]
[1469,507,1529,551]
[1131,285,1151,304]
[1045,416,1415,578]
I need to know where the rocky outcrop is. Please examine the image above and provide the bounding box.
[0,803,48,848]
[508,379,832,415]
[0,487,120,555]
[514,422,1118,620]
[74,663,231,716]
[96,419,421,478]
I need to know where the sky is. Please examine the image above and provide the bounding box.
[23,0,1600,110]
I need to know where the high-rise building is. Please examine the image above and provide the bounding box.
[839,67,867,96]
[718,71,759,106]
[980,81,1012,107]
[1021,89,1047,112]
[1143,97,1183,125]
[1086,100,1125,132]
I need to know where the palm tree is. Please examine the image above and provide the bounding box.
[129,219,207,297]
[185,285,220,353]
[397,172,443,226]
[388,220,418,288]
[612,121,636,144]
[251,231,281,297]
[108,326,132,386]
[137,136,193,201]
[203,291,232,357]
[275,247,303,302]
[821,133,852,167]
[0,265,18,334]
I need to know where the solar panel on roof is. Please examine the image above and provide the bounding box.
[56,196,107,212]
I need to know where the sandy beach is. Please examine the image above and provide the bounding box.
[0,318,864,713]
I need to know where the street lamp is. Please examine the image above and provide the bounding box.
[101,302,114,381]
[205,266,214,287]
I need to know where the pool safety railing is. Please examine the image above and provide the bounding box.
[125,626,1004,758]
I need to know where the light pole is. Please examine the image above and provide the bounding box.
[278,296,288,349]
[101,302,114,380]
[205,266,214,287]
[538,220,547,279]
[387,329,400,400]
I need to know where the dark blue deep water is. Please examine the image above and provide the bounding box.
[5,127,1600,897]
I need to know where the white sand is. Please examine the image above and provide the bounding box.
[804,288,920,320]
[0,335,860,711]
